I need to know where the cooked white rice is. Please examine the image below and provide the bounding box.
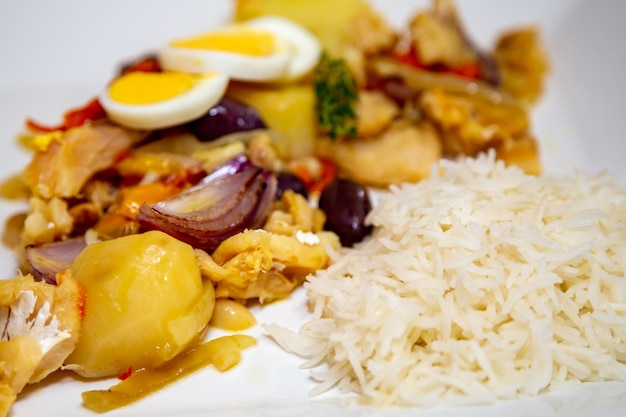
[264,152,626,406]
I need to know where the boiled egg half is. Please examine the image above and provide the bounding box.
[99,70,229,130]
[158,16,321,82]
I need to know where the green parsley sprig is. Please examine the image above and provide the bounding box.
[313,52,359,139]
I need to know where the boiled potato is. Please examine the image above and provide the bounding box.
[65,230,215,378]
[234,0,371,55]
[227,82,317,158]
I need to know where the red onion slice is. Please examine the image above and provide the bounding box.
[137,167,277,252]
[25,237,87,284]
[200,153,253,184]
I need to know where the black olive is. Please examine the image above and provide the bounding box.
[188,97,266,142]
[276,172,309,200]
[318,179,372,247]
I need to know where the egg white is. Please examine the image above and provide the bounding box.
[158,35,291,82]
[246,16,321,80]
[158,16,321,82]
[99,72,229,130]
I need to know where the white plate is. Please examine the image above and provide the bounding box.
[2,1,626,416]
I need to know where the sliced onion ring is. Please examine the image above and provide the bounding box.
[201,153,253,184]
[136,167,277,252]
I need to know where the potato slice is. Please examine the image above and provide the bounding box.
[234,0,372,56]
[226,82,317,159]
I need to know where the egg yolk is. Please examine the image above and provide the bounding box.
[109,71,203,105]
[170,28,276,56]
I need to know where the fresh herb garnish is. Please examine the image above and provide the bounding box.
[313,52,359,139]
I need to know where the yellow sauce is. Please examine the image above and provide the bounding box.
[81,334,256,412]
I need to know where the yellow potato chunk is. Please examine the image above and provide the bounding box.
[226,82,317,158]
[65,230,215,378]
[234,0,371,56]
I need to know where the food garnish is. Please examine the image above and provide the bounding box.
[313,52,359,139]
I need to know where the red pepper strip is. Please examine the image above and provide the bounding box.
[121,56,162,75]
[452,61,483,79]
[292,158,337,195]
[311,158,337,194]
[394,49,425,70]
[23,56,161,134]
[393,49,483,80]
[113,148,132,165]
[118,367,133,381]
[25,97,107,133]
